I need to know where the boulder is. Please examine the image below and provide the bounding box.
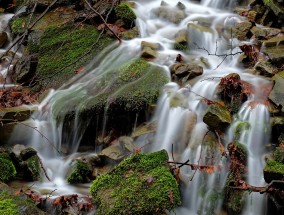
[141,46,157,59]
[0,31,8,48]
[254,60,278,77]
[90,150,181,215]
[13,55,38,86]
[250,26,281,39]
[203,103,232,132]
[269,74,284,107]
[0,106,37,123]
[174,29,188,51]
[170,63,203,85]
[152,3,186,24]
[0,182,46,215]
[263,160,284,183]
[67,160,92,184]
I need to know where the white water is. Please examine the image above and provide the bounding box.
[4,0,273,214]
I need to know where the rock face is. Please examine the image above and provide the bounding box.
[90,150,181,215]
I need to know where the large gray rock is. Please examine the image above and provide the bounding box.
[152,2,186,24]
[269,74,284,108]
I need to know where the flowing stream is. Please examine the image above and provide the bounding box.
[4,0,272,214]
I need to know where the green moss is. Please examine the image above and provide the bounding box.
[26,155,41,181]
[0,190,45,215]
[90,150,181,215]
[0,158,16,183]
[274,147,284,163]
[173,42,188,51]
[34,23,114,88]
[84,58,169,113]
[264,160,284,174]
[67,160,92,184]
[0,198,20,215]
[115,2,137,28]
[10,17,27,35]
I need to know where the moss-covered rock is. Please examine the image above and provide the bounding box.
[67,160,92,184]
[273,147,284,163]
[32,23,114,89]
[0,158,16,182]
[264,160,284,183]
[24,155,41,181]
[115,2,137,28]
[90,150,181,215]
[0,184,46,215]
[203,103,232,132]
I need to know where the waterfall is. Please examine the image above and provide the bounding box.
[3,0,274,214]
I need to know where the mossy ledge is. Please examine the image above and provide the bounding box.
[90,150,181,215]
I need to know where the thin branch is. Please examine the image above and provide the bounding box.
[0,119,62,155]
[38,156,51,181]
[83,0,121,43]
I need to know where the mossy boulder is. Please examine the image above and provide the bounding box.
[203,103,232,132]
[24,155,41,181]
[90,150,181,215]
[67,160,92,184]
[273,147,284,163]
[0,158,16,183]
[115,2,136,28]
[264,160,284,183]
[0,184,46,215]
[31,23,114,89]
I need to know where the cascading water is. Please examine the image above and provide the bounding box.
[4,0,274,214]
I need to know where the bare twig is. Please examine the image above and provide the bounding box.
[83,0,121,43]
[0,118,62,155]
[38,156,51,181]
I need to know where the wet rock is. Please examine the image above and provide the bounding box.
[13,54,38,86]
[170,63,203,85]
[131,122,156,138]
[0,106,37,123]
[141,41,161,50]
[254,60,278,77]
[141,46,157,59]
[0,152,17,182]
[118,136,135,152]
[232,21,253,40]
[262,0,284,22]
[20,147,37,160]
[152,3,186,24]
[120,26,140,40]
[262,44,284,66]
[90,150,181,215]
[23,155,41,181]
[261,35,284,47]
[115,2,137,29]
[67,160,92,184]
[0,31,8,48]
[174,29,188,50]
[250,26,281,39]
[263,160,284,183]
[99,143,127,162]
[270,116,284,144]
[203,103,232,132]
[269,74,284,108]
[216,73,250,113]
[0,182,47,214]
